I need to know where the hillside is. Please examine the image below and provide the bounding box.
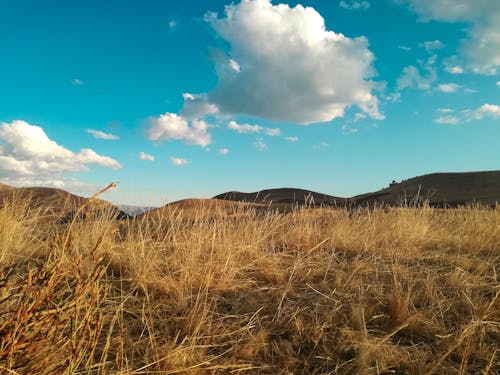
[352,170,500,207]
[0,183,129,221]
[138,198,265,220]
[215,171,500,208]
[213,188,347,207]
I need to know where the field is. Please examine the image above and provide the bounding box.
[0,197,499,374]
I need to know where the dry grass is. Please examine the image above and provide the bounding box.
[0,194,499,374]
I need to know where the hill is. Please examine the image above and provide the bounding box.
[213,188,346,207]
[0,184,129,221]
[137,198,265,220]
[214,171,500,208]
[352,170,500,207]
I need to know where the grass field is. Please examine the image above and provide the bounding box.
[0,196,499,374]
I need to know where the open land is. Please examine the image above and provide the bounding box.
[0,176,499,374]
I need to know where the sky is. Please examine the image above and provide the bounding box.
[0,0,499,206]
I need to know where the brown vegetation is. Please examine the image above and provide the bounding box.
[0,194,499,374]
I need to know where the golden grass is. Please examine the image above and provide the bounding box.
[0,195,499,374]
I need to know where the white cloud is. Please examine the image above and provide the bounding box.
[402,0,500,74]
[0,120,122,187]
[397,63,436,91]
[434,104,500,124]
[77,149,122,169]
[354,113,367,122]
[206,0,382,124]
[148,113,211,147]
[398,45,412,52]
[437,108,454,113]
[339,1,370,10]
[227,120,262,134]
[229,59,241,73]
[285,136,299,142]
[421,40,444,52]
[227,120,281,137]
[438,83,460,93]
[139,152,155,161]
[465,104,500,120]
[444,63,464,75]
[497,81,500,87]
[218,148,229,155]
[435,115,459,125]
[342,124,358,134]
[86,129,119,140]
[265,128,281,136]
[0,176,100,194]
[168,19,177,29]
[70,78,83,85]
[180,93,219,120]
[170,157,189,166]
[253,138,268,152]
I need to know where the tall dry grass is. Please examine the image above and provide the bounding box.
[0,196,499,374]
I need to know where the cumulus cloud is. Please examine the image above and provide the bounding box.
[148,113,211,147]
[497,81,500,87]
[339,1,370,10]
[206,0,382,124]
[86,129,119,140]
[139,152,155,161]
[398,45,412,52]
[438,83,460,93]
[218,148,229,155]
[402,0,500,74]
[170,157,189,166]
[285,136,299,142]
[77,149,122,169]
[0,120,122,187]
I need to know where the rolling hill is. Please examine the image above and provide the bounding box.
[213,188,347,207]
[215,171,500,208]
[0,184,129,221]
[351,170,500,207]
[137,198,265,220]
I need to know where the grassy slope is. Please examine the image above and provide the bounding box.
[0,184,128,220]
[214,171,500,207]
[352,170,500,206]
[0,197,499,374]
[213,188,347,206]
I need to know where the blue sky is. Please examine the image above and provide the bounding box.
[0,0,499,206]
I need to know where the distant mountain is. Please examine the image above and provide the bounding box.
[213,188,346,206]
[214,171,500,208]
[0,184,129,221]
[117,204,156,217]
[351,171,500,207]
